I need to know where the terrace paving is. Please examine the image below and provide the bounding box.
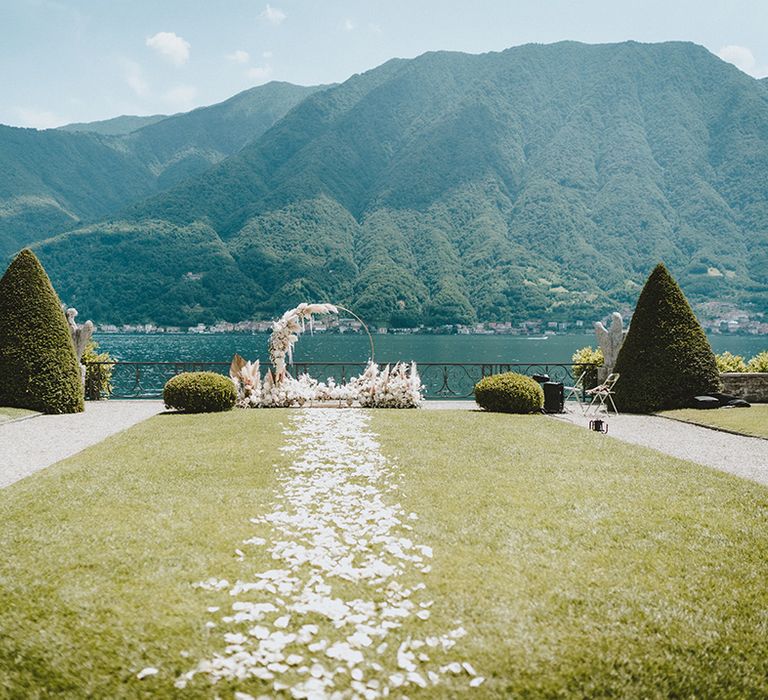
[556,405,768,487]
[0,400,164,489]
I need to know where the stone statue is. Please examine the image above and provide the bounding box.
[594,312,626,381]
[65,308,94,385]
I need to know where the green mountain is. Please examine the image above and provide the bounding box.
[0,125,157,258]
[33,42,768,326]
[35,221,265,325]
[118,81,330,188]
[0,82,325,258]
[59,114,169,136]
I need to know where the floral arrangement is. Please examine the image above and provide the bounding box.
[268,303,338,382]
[351,361,424,408]
[230,358,423,409]
[229,301,424,409]
[230,301,423,408]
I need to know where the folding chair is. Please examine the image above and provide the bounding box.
[563,371,587,412]
[584,373,620,416]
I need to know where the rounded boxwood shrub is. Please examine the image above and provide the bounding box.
[474,372,544,413]
[163,372,236,413]
[0,249,84,414]
[613,263,720,413]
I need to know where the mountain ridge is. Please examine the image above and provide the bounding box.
[119,81,331,188]
[0,81,327,258]
[20,41,768,326]
[59,114,170,136]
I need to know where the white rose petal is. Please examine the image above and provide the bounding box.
[463,661,478,676]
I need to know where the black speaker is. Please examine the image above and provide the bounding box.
[543,382,564,413]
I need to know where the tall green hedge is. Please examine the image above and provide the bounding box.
[0,249,84,413]
[613,263,719,413]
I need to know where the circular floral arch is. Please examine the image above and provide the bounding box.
[268,303,375,381]
[229,302,422,408]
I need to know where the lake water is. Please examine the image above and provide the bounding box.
[94,332,767,365]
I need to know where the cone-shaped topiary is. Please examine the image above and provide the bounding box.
[613,263,720,413]
[0,249,84,413]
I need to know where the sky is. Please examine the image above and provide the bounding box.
[1,0,766,129]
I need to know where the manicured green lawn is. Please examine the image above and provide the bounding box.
[373,411,768,697]
[1,409,767,698]
[662,404,768,439]
[0,406,37,424]
[0,410,287,698]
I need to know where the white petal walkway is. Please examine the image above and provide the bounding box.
[180,409,482,698]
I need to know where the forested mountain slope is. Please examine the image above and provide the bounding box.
[0,82,325,258]
[118,81,329,188]
[0,125,156,257]
[33,41,768,326]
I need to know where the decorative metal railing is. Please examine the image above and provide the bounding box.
[82,361,596,401]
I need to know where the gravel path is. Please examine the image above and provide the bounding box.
[0,401,164,489]
[422,400,478,410]
[555,405,768,487]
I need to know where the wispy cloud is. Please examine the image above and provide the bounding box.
[716,45,768,78]
[15,107,63,130]
[262,51,273,59]
[123,59,149,97]
[226,49,250,64]
[343,18,355,32]
[146,31,191,66]
[247,65,273,83]
[260,4,286,25]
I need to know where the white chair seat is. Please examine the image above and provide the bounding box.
[584,373,620,416]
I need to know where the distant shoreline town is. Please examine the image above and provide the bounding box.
[94,312,768,337]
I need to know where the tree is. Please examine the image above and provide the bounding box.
[424,284,476,326]
[353,265,426,326]
[0,249,84,413]
[613,263,719,413]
